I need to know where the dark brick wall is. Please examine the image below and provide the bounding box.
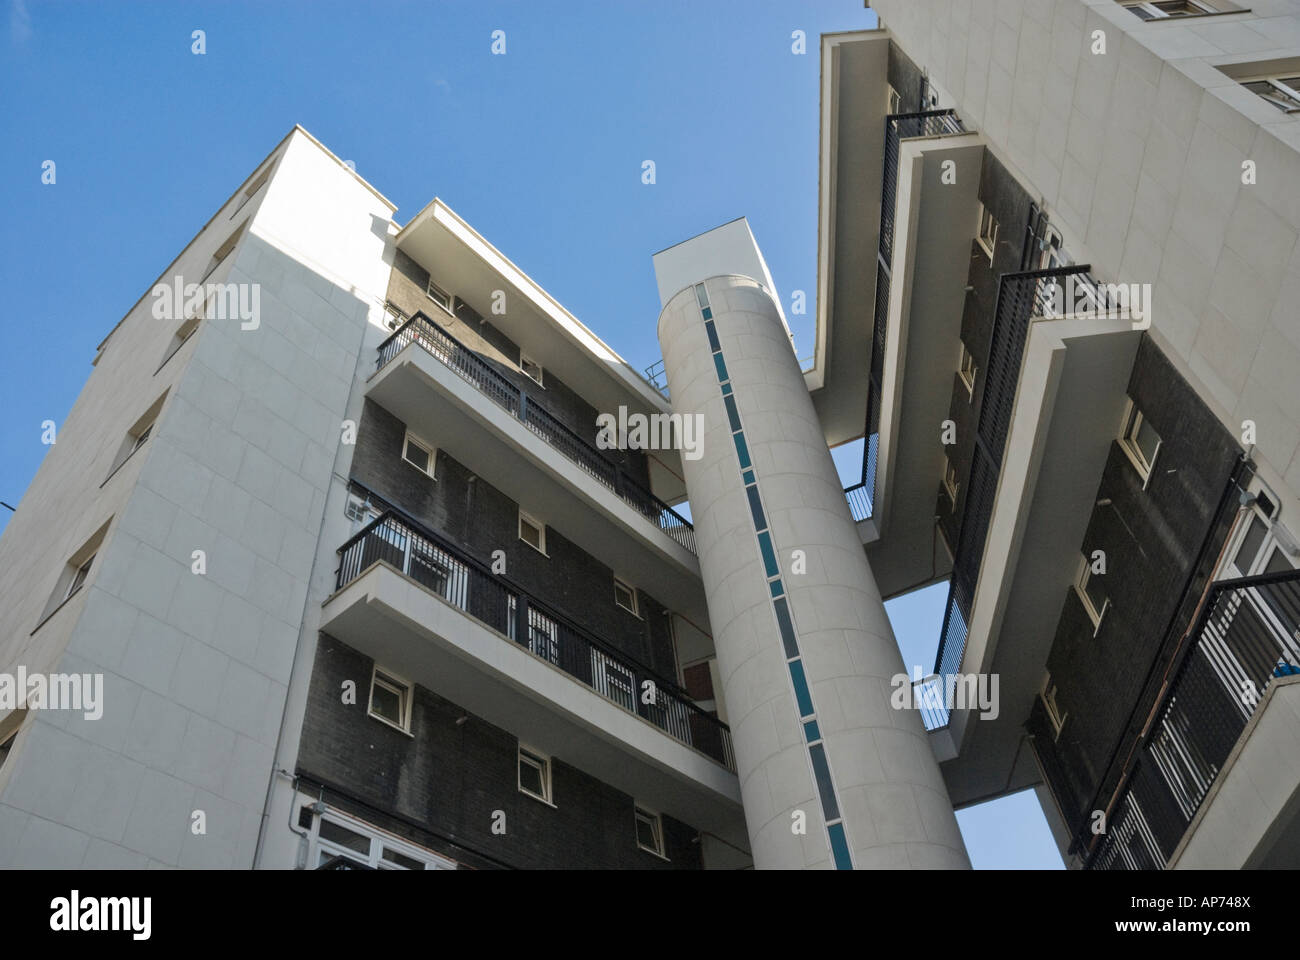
[941,148,1036,539]
[887,41,926,112]
[296,636,703,869]
[1038,335,1242,834]
[349,398,676,674]
[385,251,649,486]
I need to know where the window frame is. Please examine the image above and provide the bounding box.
[1074,555,1108,635]
[367,665,413,735]
[155,313,202,375]
[517,744,554,805]
[634,804,667,859]
[1240,74,1300,114]
[200,224,245,285]
[958,341,977,398]
[1117,398,1161,488]
[942,457,960,506]
[401,431,436,479]
[976,203,998,262]
[518,510,547,556]
[299,803,457,870]
[520,353,544,387]
[425,278,453,315]
[613,577,639,616]
[1042,679,1067,740]
[231,162,274,219]
[64,555,94,602]
[1120,0,1228,20]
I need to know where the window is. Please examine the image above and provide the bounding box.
[519,510,546,555]
[520,354,544,387]
[1120,0,1220,19]
[1241,74,1300,113]
[1118,398,1161,486]
[426,278,453,313]
[976,203,998,262]
[517,745,553,804]
[105,391,168,485]
[887,86,901,114]
[344,489,378,526]
[35,518,112,631]
[1075,555,1108,633]
[232,163,273,218]
[634,806,666,858]
[1042,680,1067,739]
[614,578,638,615]
[958,342,977,398]
[200,224,244,284]
[156,314,201,373]
[943,457,960,506]
[299,804,457,870]
[402,431,436,478]
[367,667,412,733]
[0,730,14,773]
[65,555,94,601]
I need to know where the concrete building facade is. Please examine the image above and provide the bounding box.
[0,0,1298,870]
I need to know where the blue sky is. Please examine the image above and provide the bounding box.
[1,0,1060,867]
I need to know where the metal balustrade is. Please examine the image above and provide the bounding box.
[335,510,735,772]
[1086,569,1300,869]
[931,265,1109,717]
[859,110,967,521]
[376,313,695,554]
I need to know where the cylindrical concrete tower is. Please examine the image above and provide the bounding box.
[658,273,970,869]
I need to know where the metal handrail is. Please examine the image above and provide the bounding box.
[1086,567,1300,868]
[334,509,734,771]
[376,312,695,554]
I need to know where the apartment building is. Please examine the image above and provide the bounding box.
[1,0,1298,871]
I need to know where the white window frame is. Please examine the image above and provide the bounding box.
[1121,0,1220,20]
[887,85,901,114]
[634,804,667,859]
[301,804,457,870]
[231,163,274,219]
[517,744,554,805]
[1075,555,1108,634]
[1239,73,1300,114]
[518,510,547,555]
[943,457,960,506]
[401,431,436,479]
[976,203,998,262]
[367,665,413,734]
[1117,398,1161,488]
[613,577,639,616]
[200,224,244,284]
[65,555,94,601]
[958,341,977,398]
[520,353,544,387]
[425,278,453,314]
[1042,679,1067,740]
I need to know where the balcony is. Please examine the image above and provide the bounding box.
[322,509,744,845]
[378,313,694,554]
[1084,569,1300,869]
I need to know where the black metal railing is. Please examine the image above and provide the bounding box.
[376,313,695,555]
[930,265,1110,725]
[860,110,966,517]
[335,510,735,772]
[1087,568,1300,869]
[845,481,873,523]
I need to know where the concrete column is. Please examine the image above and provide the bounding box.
[658,274,969,869]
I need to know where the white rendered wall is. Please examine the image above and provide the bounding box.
[0,128,394,868]
[657,274,969,869]
[872,0,1300,547]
